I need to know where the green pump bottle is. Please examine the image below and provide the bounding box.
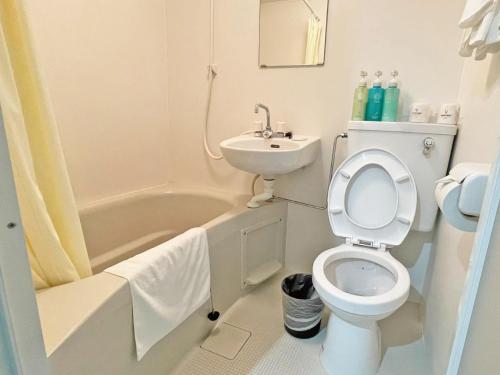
[382,70,400,122]
[351,71,369,121]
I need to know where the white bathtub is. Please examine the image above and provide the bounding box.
[80,188,236,273]
[36,185,287,375]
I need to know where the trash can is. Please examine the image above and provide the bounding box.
[281,273,324,339]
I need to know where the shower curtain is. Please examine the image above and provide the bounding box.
[304,16,322,65]
[0,0,92,289]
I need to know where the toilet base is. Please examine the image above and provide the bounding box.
[320,312,381,375]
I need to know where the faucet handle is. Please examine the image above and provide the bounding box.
[262,129,273,139]
[264,131,293,139]
[253,130,264,137]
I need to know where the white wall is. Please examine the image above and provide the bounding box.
[24,0,171,206]
[24,0,466,274]
[423,54,500,375]
[164,0,465,271]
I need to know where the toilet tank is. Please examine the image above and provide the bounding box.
[347,121,457,232]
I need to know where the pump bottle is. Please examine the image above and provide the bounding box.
[382,70,400,122]
[351,71,369,121]
[365,71,385,121]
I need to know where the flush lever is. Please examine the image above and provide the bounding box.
[423,137,435,155]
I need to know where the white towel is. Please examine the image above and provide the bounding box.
[475,44,489,60]
[469,7,497,46]
[485,11,500,47]
[459,0,500,59]
[105,227,210,360]
[460,28,476,57]
[460,0,494,28]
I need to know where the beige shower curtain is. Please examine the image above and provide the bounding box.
[304,16,322,65]
[0,0,92,289]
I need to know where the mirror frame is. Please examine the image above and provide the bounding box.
[258,0,330,69]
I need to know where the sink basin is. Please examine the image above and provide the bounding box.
[220,135,320,178]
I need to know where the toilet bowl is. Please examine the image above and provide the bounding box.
[312,148,417,375]
[313,245,410,375]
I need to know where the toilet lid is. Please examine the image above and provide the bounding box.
[328,148,417,248]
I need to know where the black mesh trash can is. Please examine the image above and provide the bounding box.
[281,273,324,339]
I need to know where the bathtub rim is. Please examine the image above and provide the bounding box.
[78,183,248,215]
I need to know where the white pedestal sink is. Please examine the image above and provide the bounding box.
[220,135,321,207]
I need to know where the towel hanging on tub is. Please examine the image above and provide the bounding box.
[105,227,210,360]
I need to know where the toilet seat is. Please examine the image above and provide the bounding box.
[313,244,410,317]
[313,148,416,317]
[327,148,417,249]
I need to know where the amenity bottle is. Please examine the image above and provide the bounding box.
[382,70,400,122]
[351,71,369,121]
[365,71,385,121]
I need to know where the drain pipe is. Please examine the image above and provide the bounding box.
[247,178,276,208]
[251,132,348,209]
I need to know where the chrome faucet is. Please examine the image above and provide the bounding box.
[254,103,273,139]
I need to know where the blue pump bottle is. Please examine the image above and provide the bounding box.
[365,71,385,121]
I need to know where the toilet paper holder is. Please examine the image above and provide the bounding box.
[435,163,491,232]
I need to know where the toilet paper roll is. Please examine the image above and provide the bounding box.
[435,181,478,232]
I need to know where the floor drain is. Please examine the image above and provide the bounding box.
[201,322,252,360]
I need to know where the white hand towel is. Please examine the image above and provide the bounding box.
[475,44,490,60]
[105,227,210,360]
[485,10,500,47]
[460,0,494,28]
[470,7,497,46]
[460,28,476,57]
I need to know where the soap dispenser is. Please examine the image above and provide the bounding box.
[382,70,400,122]
[365,71,385,121]
[351,70,369,121]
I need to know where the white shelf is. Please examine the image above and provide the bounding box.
[245,260,282,286]
[348,121,457,135]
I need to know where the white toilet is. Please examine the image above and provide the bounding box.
[312,122,458,375]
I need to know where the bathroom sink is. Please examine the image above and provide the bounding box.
[220,135,320,179]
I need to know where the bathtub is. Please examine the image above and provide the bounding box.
[80,187,237,273]
[36,185,287,375]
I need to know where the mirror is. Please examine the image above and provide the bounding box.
[259,0,329,67]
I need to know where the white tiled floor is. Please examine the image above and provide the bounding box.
[172,272,432,375]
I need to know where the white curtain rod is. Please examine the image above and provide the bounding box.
[301,0,321,21]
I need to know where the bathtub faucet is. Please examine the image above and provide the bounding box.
[254,103,273,139]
